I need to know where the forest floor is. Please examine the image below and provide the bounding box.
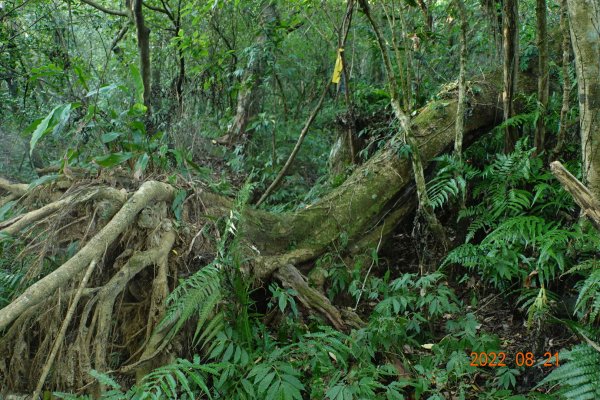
[375,214,578,397]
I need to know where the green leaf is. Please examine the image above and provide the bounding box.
[241,379,255,397]
[50,103,72,136]
[86,83,118,98]
[258,371,276,394]
[130,64,145,104]
[172,189,187,221]
[0,200,16,222]
[278,293,287,313]
[101,132,121,143]
[222,342,234,363]
[28,174,60,190]
[134,153,150,179]
[94,152,133,168]
[326,385,343,400]
[30,105,60,155]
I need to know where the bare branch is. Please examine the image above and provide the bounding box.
[78,0,129,17]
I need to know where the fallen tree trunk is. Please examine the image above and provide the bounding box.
[550,161,600,229]
[0,71,531,392]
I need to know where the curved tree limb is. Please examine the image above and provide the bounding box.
[0,177,28,197]
[274,264,345,330]
[78,0,129,17]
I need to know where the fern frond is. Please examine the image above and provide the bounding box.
[136,355,220,400]
[160,263,223,343]
[575,269,600,322]
[541,345,600,400]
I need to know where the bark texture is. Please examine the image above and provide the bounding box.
[503,0,519,153]
[552,0,571,158]
[566,0,600,198]
[535,0,548,153]
[132,0,152,110]
[226,2,279,144]
[551,161,600,229]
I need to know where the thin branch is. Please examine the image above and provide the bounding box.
[78,0,129,17]
[143,0,172,19]
[255,79,332,206]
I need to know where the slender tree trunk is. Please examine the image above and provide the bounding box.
[226,2,278,145]
[552,0,571,158]
[454,0,468,160]
[482,0,502,60]
[534,0,548,153]
[329,0,357,172]
[381,1,411,111]
[566,0,600,198]
[358,0,448,252]
[503,0,519,153]
[416,0,433,31]
[338,0,356,164]
[174,0,185,109]
[132,0,151,111]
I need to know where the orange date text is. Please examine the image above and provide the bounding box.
[469,351,559,367]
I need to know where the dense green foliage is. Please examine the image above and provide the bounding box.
[1,0,599,399]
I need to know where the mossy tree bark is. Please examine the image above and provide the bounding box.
[503,0,519,153]
[534,0,549,153]
[566,0,600,198]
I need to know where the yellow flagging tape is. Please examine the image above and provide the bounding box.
[331,48,344,84]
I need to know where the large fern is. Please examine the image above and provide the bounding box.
[541,344,600,400]
[157,182,254,347]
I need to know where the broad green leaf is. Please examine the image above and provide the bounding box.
[50,103,72,136]
[94,152,133,168]
[278,294,287,313]
[86,83,118,98]
[130,64,145,104]
[30,105,60,155]
[28,174,60,190]
[134,153,150,180]
[101,132,121,144]
[258,371,276,394]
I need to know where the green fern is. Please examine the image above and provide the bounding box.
[0,269,23,307]
[160,262,223,344]
[574,269,600,322]
[494,111,538,132]
[426,154,475,210]
[134,355,220,399]
[541,344,600,400]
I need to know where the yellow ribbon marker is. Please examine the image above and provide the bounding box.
[331,48,344,84]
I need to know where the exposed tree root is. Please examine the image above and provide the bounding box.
[0,177,28,197]
[275,264,345,330]
[0,71,538,394]
[93,229,175,375]
[0,181,172,332]
[32,260,97,399]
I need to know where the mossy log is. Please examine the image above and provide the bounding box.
[0,71,528,393]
